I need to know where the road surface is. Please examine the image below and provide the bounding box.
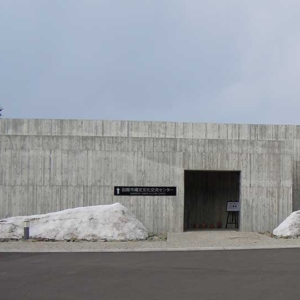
[0,249,299,300]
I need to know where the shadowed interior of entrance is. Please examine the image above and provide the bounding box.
[184,171,240,230]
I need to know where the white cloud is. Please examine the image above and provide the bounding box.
[1,1,300,124]
[201,0,300,123]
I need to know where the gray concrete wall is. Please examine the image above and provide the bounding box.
[0,119,296,233]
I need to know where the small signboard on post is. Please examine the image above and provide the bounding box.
[227,202,240,212]
[114,186,177,196]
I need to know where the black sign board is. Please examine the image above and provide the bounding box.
[114,186,177,196]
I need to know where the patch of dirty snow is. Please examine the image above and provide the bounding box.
[0,203,148,241]
[273,211,300,237]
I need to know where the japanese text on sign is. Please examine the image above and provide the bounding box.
[227,202,240,212]
[114,187,177,196]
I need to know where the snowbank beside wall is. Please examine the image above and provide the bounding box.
[273,211,300,237]
[0,203,148,241]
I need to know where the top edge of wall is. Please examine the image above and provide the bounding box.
[1,119,300,140]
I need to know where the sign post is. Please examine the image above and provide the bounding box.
[226,202,240,229]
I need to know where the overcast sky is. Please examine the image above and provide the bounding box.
[1,1,300,124]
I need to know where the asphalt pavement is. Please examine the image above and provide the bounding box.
[0,249,299,300]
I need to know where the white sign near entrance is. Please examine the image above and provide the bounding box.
[227,202,240,212]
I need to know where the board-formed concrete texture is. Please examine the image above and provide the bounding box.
[0,119,297,234]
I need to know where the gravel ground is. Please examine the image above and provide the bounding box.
[2,231,300,252]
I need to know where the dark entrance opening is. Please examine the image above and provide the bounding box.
[184,171,240,231]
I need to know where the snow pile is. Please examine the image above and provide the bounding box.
[273,211,300,237]
[0,203,148,241]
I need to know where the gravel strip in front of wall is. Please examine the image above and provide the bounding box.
[1,231,300,252]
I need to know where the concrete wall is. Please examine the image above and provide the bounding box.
[0,119,296,233]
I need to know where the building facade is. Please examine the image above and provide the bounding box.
[0,119,298,234]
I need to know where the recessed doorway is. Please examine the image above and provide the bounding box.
[184,171,240,231]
